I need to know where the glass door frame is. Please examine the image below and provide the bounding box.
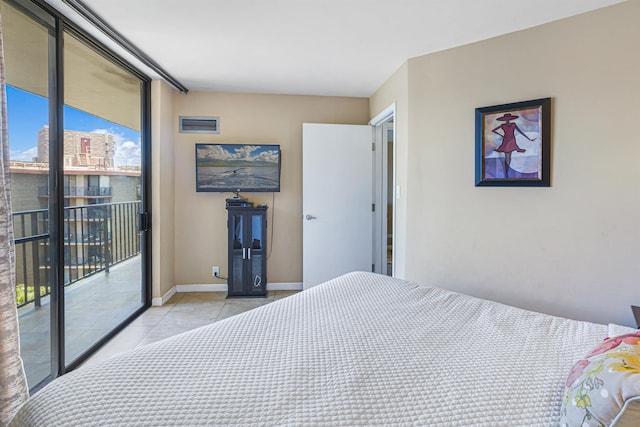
[6,0,152,392]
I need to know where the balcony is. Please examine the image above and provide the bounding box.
[13,201,141,308]
[38,186,113,198]
[18,256,142,387]
[13,201,143,387]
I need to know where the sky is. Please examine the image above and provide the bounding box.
[7,85,141,166]
[197,144,280,163]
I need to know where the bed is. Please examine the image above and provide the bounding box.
[9,272,639,426]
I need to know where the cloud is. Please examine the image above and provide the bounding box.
[91,128,141,167]
[200,145,235,160]
[199,145,279,163]
[10,146,38,162]
[254,149,279,163]
[114,140,141,167]
[234,145,259,159]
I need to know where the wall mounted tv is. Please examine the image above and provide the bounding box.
[195,143,281,192]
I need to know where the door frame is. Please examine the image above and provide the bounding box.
[370,103,396,276]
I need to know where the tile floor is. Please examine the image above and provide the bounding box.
[18,256,142,387]
[82,290,299,368]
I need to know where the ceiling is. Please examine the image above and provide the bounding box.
[45,0,626,97]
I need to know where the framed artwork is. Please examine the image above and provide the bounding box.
[195,143,281,193]
[475,97,551,187]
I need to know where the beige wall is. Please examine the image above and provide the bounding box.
[151,80,176,299]
[400,1,640,326]
[370,63,409,278]
[151,1,638,326]
[172,92,369,285]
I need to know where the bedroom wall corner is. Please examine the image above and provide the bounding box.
[369,61,409,279]
[403,0,640,327]
[151,79,176,301]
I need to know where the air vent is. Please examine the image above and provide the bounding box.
[179,116,220,134]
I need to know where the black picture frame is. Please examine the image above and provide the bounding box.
[475,98,551,187]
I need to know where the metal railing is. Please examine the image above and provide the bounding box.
[13,201,141,308]
[37,186,113,197]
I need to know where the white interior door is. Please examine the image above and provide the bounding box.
[302,123,373,289]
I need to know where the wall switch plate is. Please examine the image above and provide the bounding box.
[212,266,220,277]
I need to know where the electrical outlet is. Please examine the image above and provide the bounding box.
[212,266,220,277]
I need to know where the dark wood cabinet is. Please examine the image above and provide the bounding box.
[226,206,268,297]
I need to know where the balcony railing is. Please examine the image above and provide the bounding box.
[13,201,141,308]
[38,186,113,197]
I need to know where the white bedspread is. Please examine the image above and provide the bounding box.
[10,272,631,426]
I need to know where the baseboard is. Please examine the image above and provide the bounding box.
[266,282,303,291]
[176,283,228,292]
[152,286,176,306]
[152,282,303,305]
[174,282,303,293]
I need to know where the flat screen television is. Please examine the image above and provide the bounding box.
[195,143,281,192]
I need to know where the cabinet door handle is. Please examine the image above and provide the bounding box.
[243,248,246,259]
[248,248,251,259]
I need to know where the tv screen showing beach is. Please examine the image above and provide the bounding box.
[195,144,281,192]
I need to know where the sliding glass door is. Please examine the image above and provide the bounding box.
[2,0,150,391]
[62,31,145,365]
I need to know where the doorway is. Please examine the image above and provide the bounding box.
[383,121,394,276]
[301,111,394,285]
[371,105,395,277]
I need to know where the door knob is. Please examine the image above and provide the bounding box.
[305,214,317,220]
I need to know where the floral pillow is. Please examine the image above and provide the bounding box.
[560,331,640,427]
